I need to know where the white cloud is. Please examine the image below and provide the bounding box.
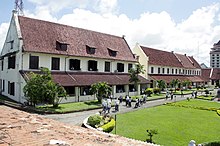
[93,0,118,14]
[1,1,220,66]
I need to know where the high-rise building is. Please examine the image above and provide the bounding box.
[210,40,220,68]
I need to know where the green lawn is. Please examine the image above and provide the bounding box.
[36,100,102,113]
[114,100,220,146]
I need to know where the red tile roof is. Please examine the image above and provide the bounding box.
[140,46,182,67]
[175,54,197,69]
[18,16,136,62]
[210,68,220,80]
[201,68,211,82]
[150,75,204,83]
[140,46,201,69]
[20,71,150,86]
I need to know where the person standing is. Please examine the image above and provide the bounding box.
[114,98,119,111]
[107,98,111,113]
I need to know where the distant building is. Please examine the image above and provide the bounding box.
[210,40,220,68]
[200,63,208,69]
[201,68,220,86]
[133,44,204,87]
[0,12,150,103]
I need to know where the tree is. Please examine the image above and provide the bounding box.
[146,129,158,143]
[129,63,145,87]
[157,80,166,92]
[23,67,67,107]
[90,82,112,102]
[170,79,179,92]
[182,80,191,89]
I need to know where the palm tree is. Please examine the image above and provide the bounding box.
[170,79,179,92]
[182,80,191,89]
[157,80,166,93]
[90,82,112,102]
[129,63,145,87]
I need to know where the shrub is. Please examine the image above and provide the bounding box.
[153,88,160,94]
[87,115,103,128]
[176,88,180,91]
[202,141,220,146]
[188,86,192,89]
[101,119,116,133]
[145,88,153,97]
[217,110,220,116]
[204,90,209,96]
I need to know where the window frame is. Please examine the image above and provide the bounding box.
[51,57,60,70]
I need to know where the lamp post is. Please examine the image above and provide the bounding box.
[114,114,117,134]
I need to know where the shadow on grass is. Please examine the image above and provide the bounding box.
[84,100,101,105]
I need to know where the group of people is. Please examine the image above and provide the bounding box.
[165,91,174,100]
[101,94,148,114]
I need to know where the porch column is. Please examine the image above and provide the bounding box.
[112,85,116,97]
[75,87,80,102]
[137,84,141,95]
[125,85,129,96]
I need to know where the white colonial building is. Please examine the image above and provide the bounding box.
[133,44,204,87]
[0,12,150,103]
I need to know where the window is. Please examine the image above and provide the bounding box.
[7,40,14,49]
[86,45,96,54]
[117,63,124,72]
[88,60,98,71]
[167,68,169,74]
[128,64,133,71]
[2,80,5,92]
[151,67,154,74]
[129,85,136,92]
[56,41,68,51]
[179,69,181,74]
[51,57,60,70]
[8,56,15,69]
[162,68,165,74]
[175,69,178,74]
[108,48,117,57]
[1,60,3,71]
[29,55,39,69]
[116,85,125,93]
[158,67,160,74]
[64,86,75,96]
[105,61,110,72]
[69,59,81,70]
[183,70,185,74]
[8,82,15,96]
[172,69,174,74]
[80,86,92,95]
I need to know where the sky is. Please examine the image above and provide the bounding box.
[1,0,220,66]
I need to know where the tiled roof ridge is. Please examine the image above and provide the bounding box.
[140,45,171,53]
[186,55,194,66]
[173,53,183,65]
[18,15,124,40]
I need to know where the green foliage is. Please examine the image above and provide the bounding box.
[170,79,179,91]
[23,67,67,107]
[115,100,220,146]
[146,129,158,143]
[101,119,116,133]
[145,88,153,97]
[196,95,215,101]
[129,63,145,86]
[157,80,166,91]
[217,110,220,116]
[181,80,191,88]
[204,89,210,96]
[153,88,160,94]
[90,82,112,102]
[87,115,103,128]
[203,141,220,146]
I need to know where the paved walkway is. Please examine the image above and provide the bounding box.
[43,94,194,126]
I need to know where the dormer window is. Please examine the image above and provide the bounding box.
[86,45,96,54]
[108,48,117,57]
[56,41,68,51]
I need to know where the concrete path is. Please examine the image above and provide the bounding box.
[43,94,194,126]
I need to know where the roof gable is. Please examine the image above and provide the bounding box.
[140,46,182,67]
[18,16,136,62]
[175,53,197,69]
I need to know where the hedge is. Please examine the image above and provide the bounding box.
[217,110,220,116]
[202,141,220,146]
[101,119,115,133]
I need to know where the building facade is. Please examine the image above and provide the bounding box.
[133,44,204,87]
[0,12,150,103]
[210,40,220,68]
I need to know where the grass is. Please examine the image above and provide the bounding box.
[36,100,102,113]
[114,99,220,146]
